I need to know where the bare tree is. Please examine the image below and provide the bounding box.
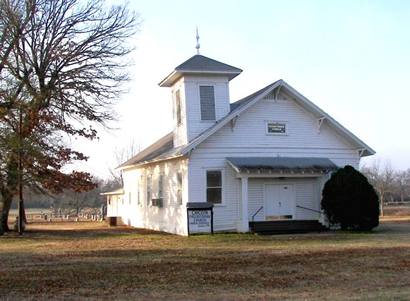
[362,160,395,216]
[108,139,141,186]
[0,0,139,234]
[394,169,410,203]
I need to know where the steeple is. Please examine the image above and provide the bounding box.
[195,27,200,54]
[159,53,242,147]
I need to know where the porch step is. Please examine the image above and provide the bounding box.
[249,220,327,235]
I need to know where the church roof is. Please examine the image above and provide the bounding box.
[117,132,175,169]
[175,55,242,73]
[116,90,254,169]
[159,55,242,87]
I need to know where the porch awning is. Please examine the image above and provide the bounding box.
[226,157,338,174]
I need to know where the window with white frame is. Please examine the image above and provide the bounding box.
[176,172,183,205]
[146,174,152,205]
[206,170,222,204]
[266,121,287,135]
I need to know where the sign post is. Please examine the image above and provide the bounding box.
[187,202,214,235]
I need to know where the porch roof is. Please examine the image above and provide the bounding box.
[226,157,338,174]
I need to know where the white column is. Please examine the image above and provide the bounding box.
[240,176,249,232]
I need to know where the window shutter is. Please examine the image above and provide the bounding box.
[200,86,216,120]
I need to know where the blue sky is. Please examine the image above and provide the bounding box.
[77,0,410,177]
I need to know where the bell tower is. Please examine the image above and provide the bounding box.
[159,54,242,147]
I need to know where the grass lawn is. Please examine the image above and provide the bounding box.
[1,220,410,300]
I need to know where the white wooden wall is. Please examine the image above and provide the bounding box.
[197,95,361,168]
[119,158,189,235]
[107,195,121,217]
[172,75,231,147]
[188,92,362,232]
[188,157,240,232]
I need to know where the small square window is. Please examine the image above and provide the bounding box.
[266,122,287,135]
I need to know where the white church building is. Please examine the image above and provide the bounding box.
[104,52,374,236]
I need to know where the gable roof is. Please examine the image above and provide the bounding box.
[180,79,375,157]
[117,79,375,170]
[159,55,242,87]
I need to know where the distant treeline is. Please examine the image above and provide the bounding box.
[14,178,120,213]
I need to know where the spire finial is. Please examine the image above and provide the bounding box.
[195,27,200,54]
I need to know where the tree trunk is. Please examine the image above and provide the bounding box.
[0,194,13,234]
[380,194,384,217]
[0,158,19,235]
[22,201,27,223]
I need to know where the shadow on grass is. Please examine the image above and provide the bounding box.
[1,224,172,241]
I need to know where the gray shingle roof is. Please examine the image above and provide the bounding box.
[226,157,338,173]
[159,55,242,87]
[230,81,280,111]
[117,82,281,169]
[117,132,175,168]
[175,55,242,73]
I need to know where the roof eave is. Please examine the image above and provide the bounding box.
[159,70,242,87]
[280,81,376,156]
[100,189,124,196]
[117,154,186,171]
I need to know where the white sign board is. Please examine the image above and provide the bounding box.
[188,209,212,234]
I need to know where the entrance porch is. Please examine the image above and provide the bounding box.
[226,157,337,232]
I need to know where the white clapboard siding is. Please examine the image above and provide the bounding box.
[199,97,360,165]
[248,180,265,221]
[187,93,362,231]
[181,75,231,144]
[119,158,189,235]
[106,195,120,217]
[188,157,240,231]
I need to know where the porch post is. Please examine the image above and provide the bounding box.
[240,176,249,232]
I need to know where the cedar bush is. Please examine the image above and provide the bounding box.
[321,165,379,231]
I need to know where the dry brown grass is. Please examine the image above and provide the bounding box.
[384,205,410,216]
[1,220,410,300]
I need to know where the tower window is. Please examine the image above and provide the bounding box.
[200,86,216,121]
[175,90,182,125]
